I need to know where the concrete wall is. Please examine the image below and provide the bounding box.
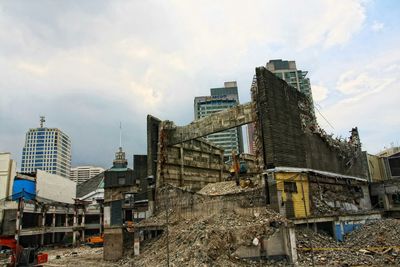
[0,152,16,200]
[274,172,310,218]
[371,179,400,211]
[254,67,366,178]
[147,115,161,177]
[270,171,371,218]
[157,138,225,191]
[104,228,124,261]
[36,170,76,204]
[367,154,388,182]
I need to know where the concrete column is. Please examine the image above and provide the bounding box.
[15,198,24,246]
[179,143,184,186]
[52,212,56,243]
[99,213,103,235]
[65,212,68,227]
[81,210,85,241]
[41,209,46,246]
[383,194,391,210]
[134,231,140,256]
[287,227,298,265]
[219,153,224,182]
[73,208,78,246]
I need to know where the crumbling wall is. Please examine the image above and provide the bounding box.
[157,138,225,191]
[308,173,371,216]
[147,115,161,177]
[153,184,267,219]
[254,67,365,178]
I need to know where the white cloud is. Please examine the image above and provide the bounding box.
[311,84,329,102]
[0,0,369,166]
[317,51,400,153]
[371,20,384,32]
[16,62,49,76]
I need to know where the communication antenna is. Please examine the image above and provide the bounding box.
[40,116,45,128]
[119,122,122,148]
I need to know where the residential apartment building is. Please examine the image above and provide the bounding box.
[266,59,314,103]
[70,165,105,184]
[194,81,244,157]
[21,117,72,178]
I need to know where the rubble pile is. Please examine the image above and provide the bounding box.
[297,219,400,266]
[345,219,400,249]
[198,180,260,196]
[135,208,287,267]
[310,182,367,216]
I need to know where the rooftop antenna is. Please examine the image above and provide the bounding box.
[119,122,122,148]
[40,116,45,128]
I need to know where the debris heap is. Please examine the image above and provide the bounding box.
[297,219,400,266]
[135,208,287,267]
[198,180,260,196]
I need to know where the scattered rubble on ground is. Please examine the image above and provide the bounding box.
[35,217,400,266]
[135,207,287,267]
[297,219,400,266]
[44,246,111,267]
[198,180,260,196]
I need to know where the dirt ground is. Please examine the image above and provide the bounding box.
[43,246,116,267]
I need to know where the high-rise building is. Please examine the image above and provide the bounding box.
[194,81,244,157]
[266,59,314,104]
[70,166,105,184]
[21,117,72,178]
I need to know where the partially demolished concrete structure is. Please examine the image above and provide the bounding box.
[131,66,379,264]
[0,171,101,247]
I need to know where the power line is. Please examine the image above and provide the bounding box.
[314,104,335,130]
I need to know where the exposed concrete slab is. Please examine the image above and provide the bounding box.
[164,102,256,146]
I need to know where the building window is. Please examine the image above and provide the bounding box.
[118,177,126,185]
[284,181,297,193]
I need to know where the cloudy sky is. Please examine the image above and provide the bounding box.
[0,0,399,169]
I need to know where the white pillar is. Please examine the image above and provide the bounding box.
[52,212,56,243]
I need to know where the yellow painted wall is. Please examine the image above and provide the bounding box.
[367,154,387,182]
[275,172,310,218]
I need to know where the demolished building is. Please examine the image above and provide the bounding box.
[109,65,384,265]
[147,67,372,210]
[0,170,102,247]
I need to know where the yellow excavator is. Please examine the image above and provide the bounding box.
[230,151,253,188]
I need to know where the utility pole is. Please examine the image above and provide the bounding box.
[16,194,24,246]
[165,189,170,267]
[300,177,315,267]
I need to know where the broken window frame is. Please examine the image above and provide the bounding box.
[284,181,298,193]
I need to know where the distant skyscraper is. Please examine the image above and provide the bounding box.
[21,117,72,178]
[70,166,105,184]
[194,81,244,157]
[266,59,314,105]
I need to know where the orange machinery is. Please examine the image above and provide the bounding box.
[0,236,48,266]
[85,234,104,247]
